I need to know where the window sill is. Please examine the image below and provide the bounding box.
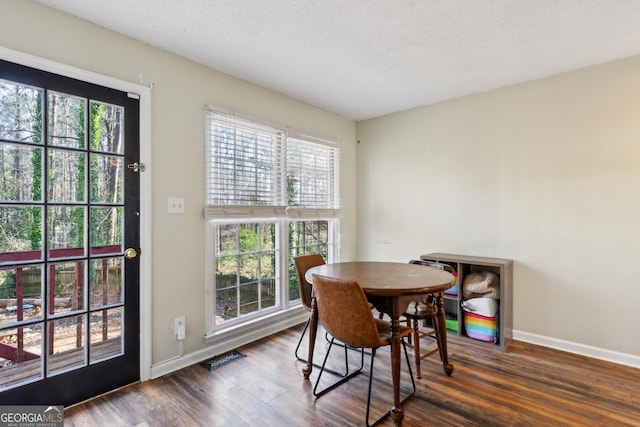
[204,305,308,346]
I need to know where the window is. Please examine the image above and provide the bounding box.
[205,107,340,335]
[214,222,278,323]
[288,220,330,301]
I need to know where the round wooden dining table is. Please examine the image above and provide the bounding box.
[304,261,455,426]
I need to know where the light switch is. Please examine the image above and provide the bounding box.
[168,197,185,214]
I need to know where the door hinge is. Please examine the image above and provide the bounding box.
[127,162,146,173]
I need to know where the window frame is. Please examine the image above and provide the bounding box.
[204,106,340,337]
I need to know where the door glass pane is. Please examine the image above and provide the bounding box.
[49,261,85,315]
[89,257,123,308]
[48,92,85,149]
[0,143,43,202]
[0,265,43,326]
[0,206,43,264]
[48,315,86,375]
[90,207,122,255]
[0,324,43,389]
[0,79,43,144]
[90,154,122,204]
[48,148,86,203]
[48,206,85,259]
[90,307,123,363]
[90,101,123,154]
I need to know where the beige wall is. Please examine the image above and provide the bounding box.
[2,0,357,365]
[356,56,640,360]
[3,0,638,370]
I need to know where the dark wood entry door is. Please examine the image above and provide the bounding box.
[0,58,140,406]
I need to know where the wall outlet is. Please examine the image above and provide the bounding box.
[174,316,186,340]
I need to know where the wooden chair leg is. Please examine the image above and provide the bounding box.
[434,323,444,362]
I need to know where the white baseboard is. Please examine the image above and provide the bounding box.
[152,323,639,380]
[513,330,640,369]
[150,309,308,379]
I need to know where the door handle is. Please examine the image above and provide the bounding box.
[124,248,138,259]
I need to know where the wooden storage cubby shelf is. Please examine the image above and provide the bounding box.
[421,253,513,351]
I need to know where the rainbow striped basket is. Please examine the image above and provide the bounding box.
[463,311,497,342]
[444,271,459,295]
[462,297,498,343]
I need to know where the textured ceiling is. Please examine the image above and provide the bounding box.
[36,0,640,120]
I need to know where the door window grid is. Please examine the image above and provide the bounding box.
[0,79,126,391]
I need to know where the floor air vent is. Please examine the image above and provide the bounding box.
[200,350,246,371]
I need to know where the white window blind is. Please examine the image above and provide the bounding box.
[287,133,340,210]
[205,107,340,217]
[206,108,285,207]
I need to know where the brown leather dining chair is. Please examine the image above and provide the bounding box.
[294,254,355,378]
[293,253,326,363]
[401,259,455,379]
[311,274,416,427]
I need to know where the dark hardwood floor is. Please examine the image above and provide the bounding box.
[65,325,640,426]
